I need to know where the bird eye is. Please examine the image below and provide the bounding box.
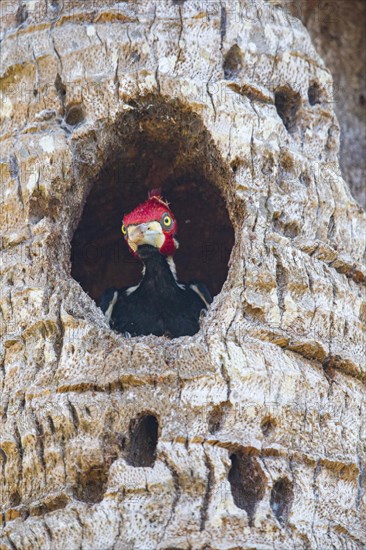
[162,214,172,228]
[121,223,127,235]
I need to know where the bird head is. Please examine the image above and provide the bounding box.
[121,191,178,257]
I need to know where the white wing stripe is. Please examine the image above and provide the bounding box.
[105,291,118,324]
[190,284,210,308]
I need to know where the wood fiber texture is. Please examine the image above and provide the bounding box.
[0,1,365,548]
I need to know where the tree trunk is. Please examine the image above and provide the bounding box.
[1,1,365,549]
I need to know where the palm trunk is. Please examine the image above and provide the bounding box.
[1,1,365,548]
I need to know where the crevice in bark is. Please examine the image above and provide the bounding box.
[57,382,106,394]
[220,5,227,46]
[33,413,47,477]
[16,4,28,25]
[67,400,80,431]
[5,536,17,550]
[0,447,7,478]
[228,451,266,526]
[220,363,231,401]
[47,415,56,434]
[159,453,181,543]
[13,424,23,487]
[31,496,66,518]
[311,460,321,547]
[43,520,54,544]
[54,73,66,116]
[275,255,288,318]
[127,414,159,468]
[356,453,365,509]
[270,477,294,526]
[9,153,24,208]
[322,355,338,386]
[200,448,214,531]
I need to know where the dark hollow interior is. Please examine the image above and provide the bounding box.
[228,453,266,525]
[127,414,159,468]
[71,99,235,305]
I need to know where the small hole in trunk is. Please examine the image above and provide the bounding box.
[228,452,266,525]
[127,414,159,467]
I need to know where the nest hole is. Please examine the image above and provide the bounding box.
[127,414,159,468]
[71,97,235,308]
[270,477,294,526]
[274,86,301,133]
[228,452,266,525]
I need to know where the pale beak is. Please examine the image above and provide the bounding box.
[127,222,164,252]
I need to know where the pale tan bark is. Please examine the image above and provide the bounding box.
[0,1,365,549]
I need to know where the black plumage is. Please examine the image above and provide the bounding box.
[100,245,212,338]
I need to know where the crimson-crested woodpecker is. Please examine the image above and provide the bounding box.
[100,191,212,337]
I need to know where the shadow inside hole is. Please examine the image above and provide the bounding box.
[10,491,21,507]
[73,466,109,504]
[127,414,159,468]
[308,83,322,106]
[270,477,294,526]
[223,44,243,80]
[228,452,266,526]
[274,86,301,133]
[71,97,235,304]
[65,104,85,126]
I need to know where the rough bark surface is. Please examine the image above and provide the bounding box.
[278,0,366,208]
[0,1,365,549]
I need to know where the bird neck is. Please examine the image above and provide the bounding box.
[137,245,177,285]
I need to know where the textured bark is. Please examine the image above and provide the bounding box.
[1,1,365,549]
[277,0,366,208]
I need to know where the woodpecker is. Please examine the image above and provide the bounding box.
[100,191,212,337]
